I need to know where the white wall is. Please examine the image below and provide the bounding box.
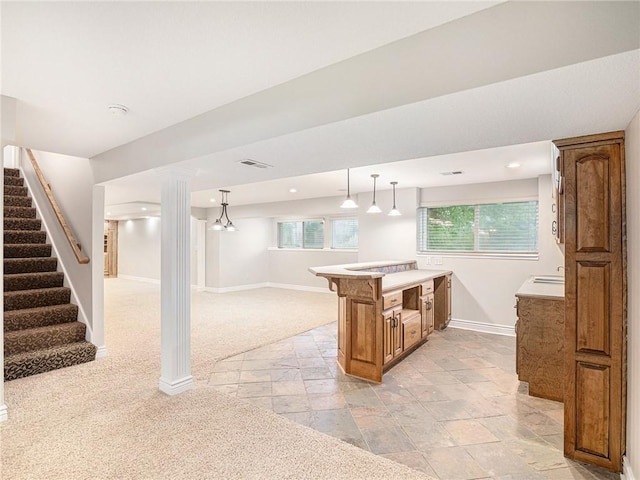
[269,249,358,290]
[625,109,639,478]
[205,215,270,290]
[357,187,419,262]
[21,149,99,337]
[388,177,562,329]
[117,217,162,282]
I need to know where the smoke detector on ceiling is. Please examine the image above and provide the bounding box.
[440,170,463,176]
[238,159,273,169]
[108,104,129,116]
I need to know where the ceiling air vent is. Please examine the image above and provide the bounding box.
[238,159,273,169]
[440,171,463,176]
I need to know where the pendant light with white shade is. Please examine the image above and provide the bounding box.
[388,181,402,216]
[340,168,358,209]
[366,174,382,213]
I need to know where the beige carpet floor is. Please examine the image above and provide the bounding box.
[1,278,433,480]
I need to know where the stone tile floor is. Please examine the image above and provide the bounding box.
[209,323,619,480]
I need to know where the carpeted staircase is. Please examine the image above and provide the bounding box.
[4,167,96,381]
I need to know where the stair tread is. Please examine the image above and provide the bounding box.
[4,257,58,274]
[4,322,86,355]
[4,303,79,332]
[4,341,97,381]
[3,271,65,292]
[4,286,70,296]
[5,340,95,359]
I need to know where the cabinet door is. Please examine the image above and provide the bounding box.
[393,310,403,357]
[446,274,452,324]
[558,132,626,472]
[421,294,435,337]
[383,309,395,365]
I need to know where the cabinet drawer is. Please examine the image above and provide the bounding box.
[421,280,434,295]
[383,292,402,310]
[403,315,422,350]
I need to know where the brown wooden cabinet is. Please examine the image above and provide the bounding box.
[555,131,627,473]
[515,294,565,402]
[311,263,452,383]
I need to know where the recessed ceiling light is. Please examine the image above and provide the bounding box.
[289,188,297,193]
[106,211,112,215]
[209,198,216,203]
[141,207,147,211]
[108,104,129,116]
[507,162,521,169]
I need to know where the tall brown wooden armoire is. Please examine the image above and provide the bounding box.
[554,131,627,472]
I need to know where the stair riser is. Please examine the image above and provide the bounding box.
[4,304,78,332]
[4,272,65,292]
[4,168,20,178]
[4,218,41,231]
[4,342,97,381]
[4,244,52,258]
[4,195,32,207]
[4,288,71,311]
[4,176,24,187]
[4,322,86,356]
[3,185,28,197]
[4,258,58,274]
[4,206,36,219]
[4,230,47,244]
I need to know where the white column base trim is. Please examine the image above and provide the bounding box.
[117,275,160,285]
[95,346,108,358]
[448,318,515,337]
[623,456,636,480]
[0,404,8,422]
[159,376,194,396]
[267,282,333,294]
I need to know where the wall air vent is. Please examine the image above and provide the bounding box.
[440,171,463,176]
[238,159,273,169]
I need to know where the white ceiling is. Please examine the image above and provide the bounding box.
[2,1,639,218]
[1,1,499,157]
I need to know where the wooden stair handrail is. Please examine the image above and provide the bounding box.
[25,148,90,264]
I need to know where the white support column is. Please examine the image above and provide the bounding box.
[157,167,196,395]
[196,219,206,292]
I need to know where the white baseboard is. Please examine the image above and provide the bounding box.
[203,282,269,294]
[448,318,515,337]
[95,346,108,359]
[117,275,160,285]
[0,404,8,422]
[267,282,333,294]
[159,376,193,396]
[623,456,636,480]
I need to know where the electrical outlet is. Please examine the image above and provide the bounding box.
[434,257,443,265]
[425,256,431,265]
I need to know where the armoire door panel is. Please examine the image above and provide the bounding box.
[350,301,376,364]
[576,362,610,458]
[576,154,611,252]
[576,262,611,355]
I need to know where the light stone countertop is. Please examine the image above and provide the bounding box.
[516,277,565,299]
[309,260,451,293]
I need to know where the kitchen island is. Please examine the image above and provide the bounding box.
[310,260,451,383]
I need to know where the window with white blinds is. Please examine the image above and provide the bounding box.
[277,220,324,249]
[417,201,539,254]
[331,219,358,249]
